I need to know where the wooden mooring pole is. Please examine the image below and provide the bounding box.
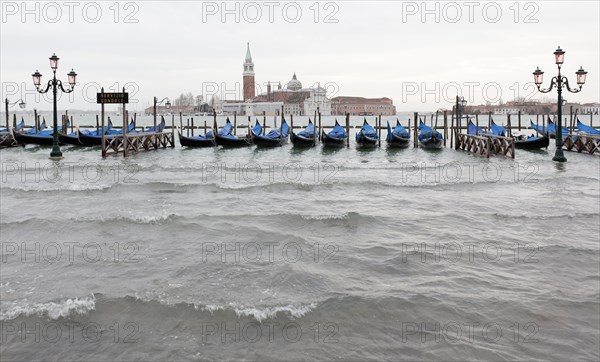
[345,113,350,147]
[443,111,448,147]
[413,112,418,148]
[234,111,237,135]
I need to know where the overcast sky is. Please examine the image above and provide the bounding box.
[1,0,598,112]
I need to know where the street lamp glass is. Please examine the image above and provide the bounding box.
[533,67,544,85]
[49,54,59,70]
[32,70,42,87]
[68,69,77,86]
[576,67,587,85]
[18,101,26,109]
[554,46,565,65]
[165,101,171,110]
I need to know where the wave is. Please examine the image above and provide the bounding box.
[0,211,382,229]
[492,211,600,221]
[0,295,96,321]
[196,302,318,323]
[0,293,318,323]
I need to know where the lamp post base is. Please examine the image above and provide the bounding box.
[50,145,63,160]
[552,148,567,162]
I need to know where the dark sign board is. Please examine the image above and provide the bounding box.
[97,92,128,104]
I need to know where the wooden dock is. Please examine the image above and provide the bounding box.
[563,133,600,155]
[102,115,175,157]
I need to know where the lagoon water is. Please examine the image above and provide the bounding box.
[1,115,599,361]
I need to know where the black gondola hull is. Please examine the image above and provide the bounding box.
[179,132,214,147]
[14,132,55,145]
[321,131,346,147]
[291,132,316,147]
[215,134,252,147]
[515,136,549,150]
[356,134,378,147]
[387,135,411,148]
[251,134,288,147]
[58,133,83,145]
[419,138,443,149]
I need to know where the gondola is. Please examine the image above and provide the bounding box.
[0,120,25,133]
[60,120,114,146]
[178,130,214,147]
[514,134,550,149]
[490,120,507,137]
[321,120,348,147]
[141,119,166,133]
[386,120,410,148]
[547,120,569,138]
[291,119,317,147]
[78,120,134,146]
[417,121,443,149]
[577,120,600,135]
[215,118,253,147]
[13,121,68,145]
[355,119,378,147]
[529,121,549,136]
[467,121,490,135]
[495,121,548,150]
[250,118,289,147]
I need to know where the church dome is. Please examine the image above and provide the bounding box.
[287,73,302,91]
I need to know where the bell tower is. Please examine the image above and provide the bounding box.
[243,42,255,101]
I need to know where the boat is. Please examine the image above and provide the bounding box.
[514,134,550,149]
[418,121,443,149]
[467,121,489,135]
[490,120,507,137]
[547,119,569,138]
[321,120,347,147]
[250,118,289,147]
[78,120,134,146]
[179,129,214,147]
[355,119,378,146]
[0,120,25,133]
[386,120,410,148]
[576,120,600,135]
[141,119,166,133]
[59,120,114,146]
[529,121,549,136]
[13,120,69,145]
[179,118,215,148]
[291,119,317,147]
[215,118,253,147]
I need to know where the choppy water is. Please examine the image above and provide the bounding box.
[1,115,599,361]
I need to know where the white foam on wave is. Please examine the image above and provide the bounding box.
[0,295,96,321]
[2,183,113,192]
[78,212,180,225]
[197,302,317,322]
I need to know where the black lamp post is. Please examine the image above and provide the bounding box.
[153,97,171,131]
[32,53,77,160]
[4,98,26,131]
[533,46,587,162]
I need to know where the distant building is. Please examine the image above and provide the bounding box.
[331,96,396,116]
[222,101,283,116]
[467,101,557,115]
[251,74,332,116]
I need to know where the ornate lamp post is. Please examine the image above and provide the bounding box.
[533,46,587,162]
[153,97,171,131]
[32,53,77,160]
[4,98,26,131]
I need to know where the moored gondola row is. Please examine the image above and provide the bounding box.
[3,113,599,156]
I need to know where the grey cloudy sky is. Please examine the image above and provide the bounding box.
[1,0,598,111]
